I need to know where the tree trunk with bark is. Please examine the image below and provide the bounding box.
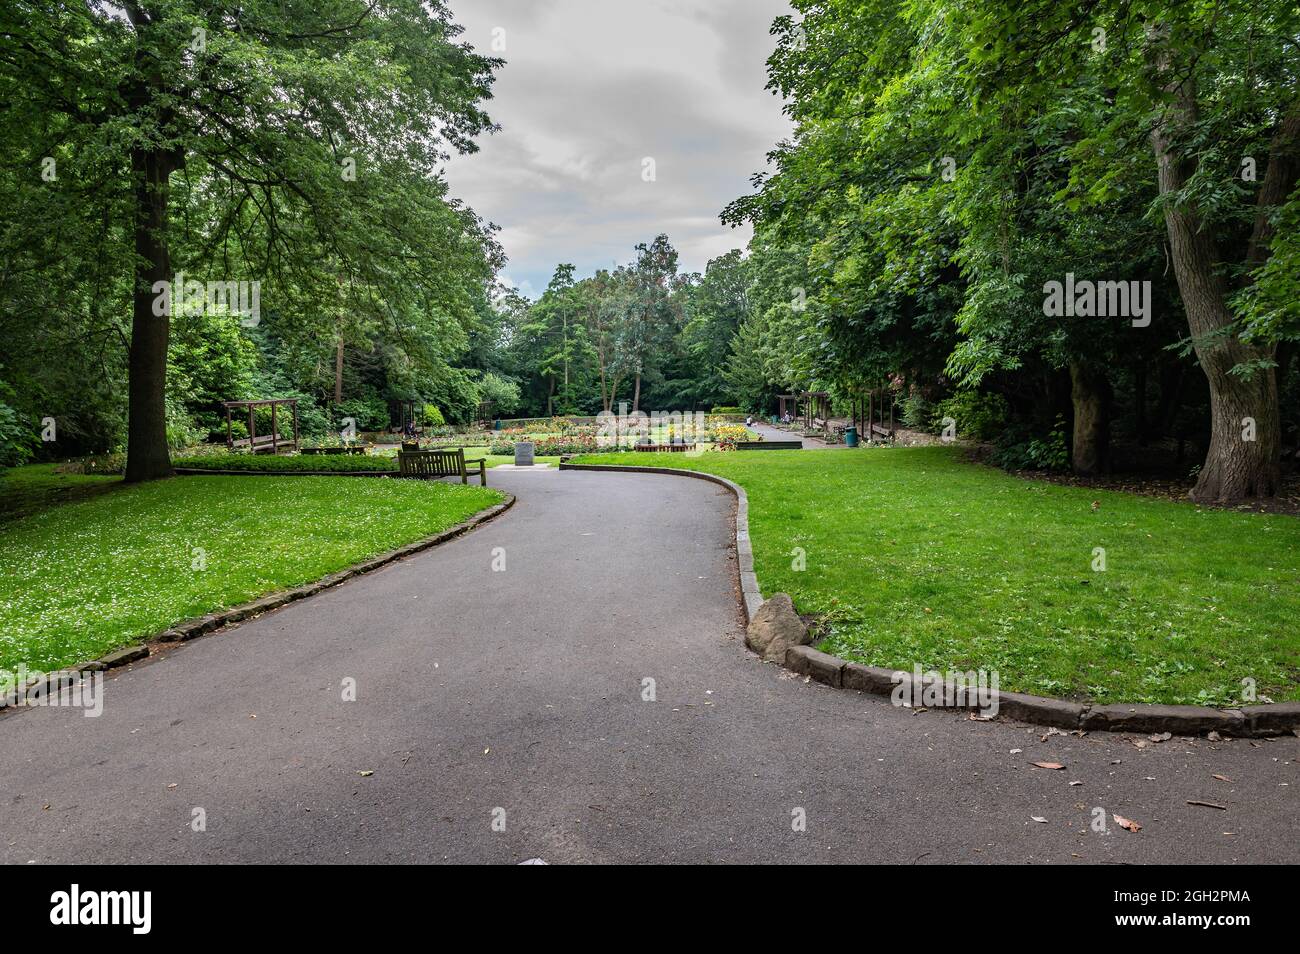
[334,336,344,404]
[124,148,177,483]
[1146,26,1285,503]
[1069,362,1112,476]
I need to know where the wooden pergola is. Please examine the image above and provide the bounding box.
[798,391,831,430]
[224,398,299,454]
[777,394,798,421]
[847,383,896,442]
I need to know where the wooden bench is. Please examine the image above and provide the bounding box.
[231,434,281,454]
[397,448,487,485]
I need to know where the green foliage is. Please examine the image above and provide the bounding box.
[476,371,522,416]
[0,0,503,476]
[992,418,1071,472]
[166,311,260,437]
[0,401,37,468]
[337,397,390,433]
[899,391,931,430]
[930,391,1008,442]
[181,453,397,474]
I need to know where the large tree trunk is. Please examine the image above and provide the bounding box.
[1146,27,1283,503]
[632,372,641,413]
[124,148,176,483]
[1134,361,1149,445]
[1069,362,1111,476]
[334,336,344,404]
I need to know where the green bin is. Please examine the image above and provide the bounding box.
[845,425,859,447]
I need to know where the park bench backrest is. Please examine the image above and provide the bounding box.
[398,448,465,478]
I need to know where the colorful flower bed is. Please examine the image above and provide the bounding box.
[488,432,602,456]
[711,424,758,450]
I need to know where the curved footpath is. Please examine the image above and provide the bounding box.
[1,469,1296,863]
[746,420,839,448]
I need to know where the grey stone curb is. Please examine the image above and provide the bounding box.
[787,647,1297,738]
[1,645,149,710]
[1,495,515,713]
[561,462,1300,738]
[558,463,763,621]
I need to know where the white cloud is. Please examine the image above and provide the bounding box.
[444,0,793,297]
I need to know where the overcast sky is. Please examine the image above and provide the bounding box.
[443,0,794,299]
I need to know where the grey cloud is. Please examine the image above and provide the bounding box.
[444,0,793,294]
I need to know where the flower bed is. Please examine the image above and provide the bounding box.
[711,424,758,450]
[488,433,603,456]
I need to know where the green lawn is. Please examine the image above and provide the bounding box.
[573,447,1300,705]
[0,465,503,680]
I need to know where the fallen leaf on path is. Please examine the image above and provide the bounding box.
[1031,761,1066,770]
[1207,731,1223,741]
[1113,814,1142,832]
[357,770,373,777]
[1149,732,1172,743]
[1212,774,1233,783]
[1030,816,1048,824]
[1187,799,1227,810]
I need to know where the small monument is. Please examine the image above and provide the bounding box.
[514,441,535,467]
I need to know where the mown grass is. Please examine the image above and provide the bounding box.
[0,466,502,678]
[573,447,1300,705]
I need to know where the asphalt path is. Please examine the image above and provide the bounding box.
[2,469,1296,863]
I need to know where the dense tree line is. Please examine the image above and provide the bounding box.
[3,1,1296,506]
[1,0,506,477]
[716,0,1299,504]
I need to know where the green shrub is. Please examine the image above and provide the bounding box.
[0,402,37,468]
[165,395,204,450]
[336,396,389,432]
[422,404,446,427]
[992,417,1070,471]
[930,391,1008,442]
[178,453,398,474]
[287,393,332,439]
[477,371,522,416]
[710,405,744,415]
[899,391,931,429]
